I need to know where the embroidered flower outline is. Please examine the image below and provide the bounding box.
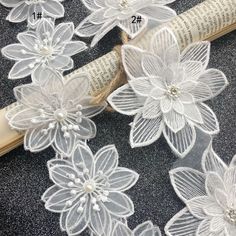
[6,67,106,155]
[108,27,228,158]
[0,0,65,26]
[42,143,139,235]
[165,142,236,236]
[2,18,87,80]
[75,0,176,46]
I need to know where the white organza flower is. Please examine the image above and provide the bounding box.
[0,0,65,26]
[108,27,228,158]
[75,0,176,46]
[90,220,161,236]
[1,18,87,80]
[165,142,236,236]
[42,143,139,236]
[6,67,107,155]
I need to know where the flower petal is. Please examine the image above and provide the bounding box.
[45,189,77,213]
[63,41,87,56]
[210,216,225,233]
[49,164,79,189]
[189,82,213,102]
[72,142,94,175]
[17,32,38,51]
[183,103,203,124]
[0,0,21,7]
[129,77,153,97]
[6,2,28,22]
[60,210,68,231]
[215,189,227,210]
[52,22,74,44]
[41,185,60,202]
[172,99,184,114]
[160,97,172,113]
[151,27,178,62]
[42,0,64,18]
[142,96,162,119]
[165,208,201,236]
[227,185,236,209]
[224,167,236,192]
[76,117,97,139]
[130,112,164,148]
[122,45,147,80]
[133,221,153,236]
[118,14,148,39]
[108,167,139,191]
[183,61,203,79]
[169,167,206,202]
[107,84,144,115]
[113,221,132,236]
[8,58,35,79]
[196,219,212,236]
[48,55,71,69]
[197,69,228,99]
[82,0,101,10]
[103,191,134,217]
[164,122,197,157]
[180,41,210,69]
[94,145,119,176]
[195,103,219,135]
[164,110,186,133]
[141,53,164,77]
[203,202,224,216]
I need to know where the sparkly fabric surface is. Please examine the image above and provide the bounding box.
[0,0,235,235]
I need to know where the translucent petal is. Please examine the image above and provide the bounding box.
[138,5,176,21]
[164,44,180,67]
[47,159,73,169]
[60,211,68,231]
[172,100,184,114]
[42,0,64,18]
[122,45,147,80]
[72,142,94,175]
[94,145,119,176]
[108,167,139,191]
[164,110,186,133]
[178,93,194,104]
[215,189,227,210]
[180,41,210,69]
[103,191,134,217]
[118,14,148,39]
[48,55,71,69]
[160,97,172,113]
[36,18,54,41]
[82,0,101,10]
[227,185,236,209]
[183,61,203,79]
[113,221,132,236]
[230,155,236,168]
[76,117,97,139]
[189,82,213,102]
[5,104,25,121]
[224,167,236,192]
[142,96,162,119]
[203,201,224,216]
[107,84,144,115]
[49,164,79,189]
[195,103,219,134]
[63,41,87,56]
[6,2,28,22]
[196,219,212,236]
[129,77,153,97]
[151,27,178,61]
[197,69,228,99]
[165,208,201,236]
[140,226,161,236]
[130,113,164,148]
[17,32,38,51]
[0,0,21,7]
[41,185,60,202]
[169,167,206,202]
[210,216,225,233]
[133,221,153,236]
[183,103,203,124]
[90,8,108,24]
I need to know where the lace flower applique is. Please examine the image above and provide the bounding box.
[165,142,236,236]
[75,0,176,46]
[42,143,139,236]
[0,0,65,26]
[1,18,87,79]
[6,67,107,155]
[108,27,228,158]
[90,220,161,236]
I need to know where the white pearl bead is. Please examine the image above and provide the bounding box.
[77,206,84,213]
[67,182,74,187]
[93,204,100,211]
[80,196,86,203]
[70,189,77,195]
[66,200,73,207]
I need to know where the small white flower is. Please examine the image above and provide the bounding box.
[91,220,161,236]
[1,18,87,80]
[42,143,139,235]
[6,67,107,155]
[75,0,176,46]
[0,0,65,26]
[165,142,236,236]
[108,27,228,158]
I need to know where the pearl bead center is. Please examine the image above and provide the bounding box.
[167,85,180,98]
[225,208,236,225]
[54,109,67,121]
[119,0,129,9]
[83,181,95,193]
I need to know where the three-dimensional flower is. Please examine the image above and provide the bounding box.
[0,0,65,26]
[90,220,161,236]
[75,0,176,46]
[165,142,236,235]
[42,143,139,235]
[6,67,106,155]
[2,18,87,79]
[108,27,228,157]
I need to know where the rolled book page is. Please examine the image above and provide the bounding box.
[0,0,236,156]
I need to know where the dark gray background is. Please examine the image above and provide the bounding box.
[0,0,235,235]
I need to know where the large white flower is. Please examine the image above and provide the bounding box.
[75,0,176,46]
[1,18,87,80]
[42,143,139,236]
[0,0,65,26]
[6,67,106,155]
[91,220,161,236]
[165,142,236,236]
[108,27,228,158]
